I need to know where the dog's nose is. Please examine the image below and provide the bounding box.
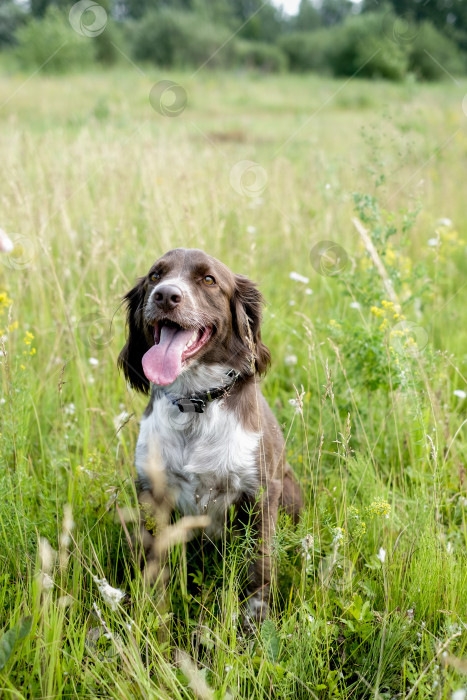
[154,284,183,311]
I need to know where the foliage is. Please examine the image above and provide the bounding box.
[408,20,466,80]
[129,8,236,69]
[14,7,95,73]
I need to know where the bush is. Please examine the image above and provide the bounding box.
[235,40,288,72]
[130,9,236,69]
[14,7,95,73]
[408,21,465,80]
[0,2,27,48]
[279,30,333,73]
[280,13,408,80]
[326,11,408,80]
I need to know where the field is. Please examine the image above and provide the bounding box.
[0,64,466,698]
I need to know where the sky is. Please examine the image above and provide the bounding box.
[273,0,360,16]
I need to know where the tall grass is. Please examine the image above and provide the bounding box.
[0,68,466,698]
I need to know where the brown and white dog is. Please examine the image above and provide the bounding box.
[118,248,302,621]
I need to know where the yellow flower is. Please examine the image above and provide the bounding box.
[381,300,395,311]
[8,321,18,332]
[23,331,34,346]
[329,319,341,328]
[29,348,36,356]
[371,306,384,318]
[379,318,388,332]
[366,499,391,518]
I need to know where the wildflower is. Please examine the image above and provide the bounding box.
[289,300,295,306]
[452,690,466,700]
[246,226,256,234]
[289,271,309,284]
[0,229,14,253]
[284,354,297,366]
[366,498,391,518]
[93,576,126,610]
[377,547,386,564]
[305,288,313,295]
[454,390,467,399]
[437,217,453,228]
[23,331,34,345]
[350,301,360,309]
[7,321,18,332]
[113,410,130,431]
[65,403,76,415]
[379,318,388,332]
[332,527,345,545]
[329,319,341,328]
[381,300,395,311]
[301,534,314,552]
[371,305,384,318]
[89,357,99,366]
[427,238,439,247]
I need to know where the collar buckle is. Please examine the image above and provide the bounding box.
[175,397,205,414]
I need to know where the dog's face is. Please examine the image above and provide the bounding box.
[118,248,270,392]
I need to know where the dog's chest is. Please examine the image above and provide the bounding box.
[135,396,260,536]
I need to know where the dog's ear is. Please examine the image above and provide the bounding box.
[230,274,271,376]
[118,278,150,394]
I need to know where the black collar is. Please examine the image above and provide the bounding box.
[162,369,241,413]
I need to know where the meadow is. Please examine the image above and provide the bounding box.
[0,64,466,698]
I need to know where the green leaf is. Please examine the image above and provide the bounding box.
[0,617,33,672]
[261,619,280,663]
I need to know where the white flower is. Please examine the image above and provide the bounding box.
[289,300,295,306]
[428,238,439,247]
[452,690,466,700]
[301,534,314,552]
[377,547,386,564]
[325,183,331,190]
[289,398,301,412]
[0,228,14,253]
[64,402,76,415]
[307,614,315,623]
[89,357,99,366]
[246,226,256,234]
[350,301,361,309]
[332,527,344,545]
[113,410,130,431]
[284,354,297,366]
[289,271,309,284]
[454,390,467,399]
[93,576,126,610]
[305,288,313,295]
[437,217,453,228]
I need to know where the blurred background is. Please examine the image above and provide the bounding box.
[0,0,466,81]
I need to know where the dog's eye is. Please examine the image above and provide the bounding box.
[150,272,161,282]
[203,275,216,286]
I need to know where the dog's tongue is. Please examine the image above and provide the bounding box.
[142,325,193,386]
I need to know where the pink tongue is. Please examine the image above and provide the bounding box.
[142,325,193,386]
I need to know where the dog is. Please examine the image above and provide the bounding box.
[118,248,302,621]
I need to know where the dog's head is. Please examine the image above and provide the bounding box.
[118,248,270,393]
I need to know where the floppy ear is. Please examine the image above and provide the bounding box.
[230,274,271,376]
[118,279,150,394]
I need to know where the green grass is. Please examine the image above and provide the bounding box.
[0,65,466,698]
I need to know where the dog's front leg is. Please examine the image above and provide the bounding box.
[244,479,280,623]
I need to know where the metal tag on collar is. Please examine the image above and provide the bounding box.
[176,397,205,414]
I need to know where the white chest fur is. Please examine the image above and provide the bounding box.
[135,373,261,538]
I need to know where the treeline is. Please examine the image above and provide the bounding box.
[1,0,466,81]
